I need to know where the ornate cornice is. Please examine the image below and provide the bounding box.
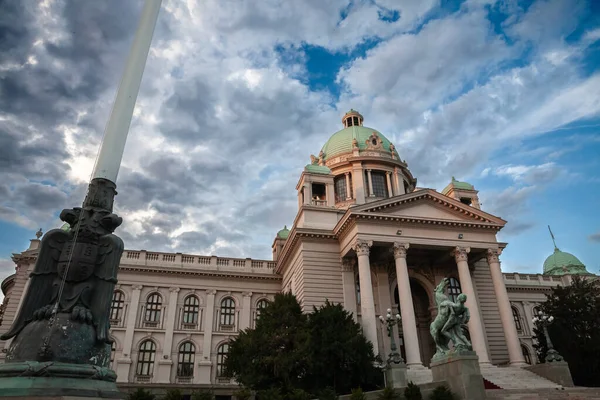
[119,265,282,282]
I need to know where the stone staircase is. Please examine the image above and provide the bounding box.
[406,364,562,390]
[485,388,600,399]
[479,364,562,390]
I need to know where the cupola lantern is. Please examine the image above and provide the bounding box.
[342,109,364,128]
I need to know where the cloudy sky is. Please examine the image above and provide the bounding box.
[0,0,599,287]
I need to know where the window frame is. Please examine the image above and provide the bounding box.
[447,277,461,302]
[182,295,200,325]
[521,344,532,365]
[370,171,388,198]
[220,297,236,327]
[136,340,156,377]
[334,175,347,203]
[177,341,195,377]
[110,290,125,321]
[216,343,229,377]
[512,306,523,333]
[145,293,162,323]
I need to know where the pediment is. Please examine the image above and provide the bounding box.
[352,189,505,225]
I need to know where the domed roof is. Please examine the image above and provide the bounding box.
[321,125,399,161]
[441,177,475,195]
[277,225,290,239]
[543,248,588,276]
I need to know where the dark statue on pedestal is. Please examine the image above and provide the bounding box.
[0,178,125,398]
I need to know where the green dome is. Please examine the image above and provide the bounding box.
[277,225,290,239]
[320,125,399,161]
[543,248,588,276]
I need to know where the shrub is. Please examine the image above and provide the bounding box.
[233,387,252,400]
[288,388,312,400]
[428,386,457,400]
[127,388,156,400]
[163,389,183,400]
[349,388,366,400]
[191,389,214,400]
[377,386,400,400]
[256,388,283,400]
[318,387,338,400]
[404,381,423,400]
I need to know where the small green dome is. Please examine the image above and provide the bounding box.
[60,223,71,232]
[320,125,399,161]
[277,225,290,239]
[543,248,588,275]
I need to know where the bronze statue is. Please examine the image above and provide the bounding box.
[430,278,472,358]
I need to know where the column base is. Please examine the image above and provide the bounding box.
[406,363,426,370]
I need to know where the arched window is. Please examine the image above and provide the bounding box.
[110,291,125,321]
[136,340,156,376]
[355,273,361,305]
[220,297,236,327]
[521,345,532,365]
[448,278,461,302]
[183,295,200,325]
[110,341,116,369]
[256,299,269,318]
[216,343,229,377]
[512,306,523,333]
[145,293,162,322]
[177,342,195,377]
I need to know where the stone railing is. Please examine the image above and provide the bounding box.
[121,251,277,275]
[503,273,566,287]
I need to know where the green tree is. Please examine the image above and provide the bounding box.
[304,301,381,395]
[532,276,600,386]
[224,292,309,392]
[127,388,156,400]
[191,390,213,400]
[163,389,182,400]
[224,294,382,396]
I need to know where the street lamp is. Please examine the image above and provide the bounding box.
[532,310,563,362]
[379,308,404,365]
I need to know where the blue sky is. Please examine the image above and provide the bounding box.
[0,0,599,283]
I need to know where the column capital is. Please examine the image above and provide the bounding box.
[206,289,217,296]
[353,240,373,256]
[486,248,502,264]
[341,257,356,272]
[169,287,180,293]
[392,242,409,259]
[132,285,143,291]
[453,246,470,263]
[386,171,392,175]
[345,171,350,176]
[242,291,253,298]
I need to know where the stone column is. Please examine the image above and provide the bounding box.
[345,172,352,200]
[197,289,216,384]
[157,287,180,383]
[454,247,490,364]
[386,171,394,197]
[341,258,358,321]
[393,168,403,195]
[366,169,374,197]
[117,284,142,382]
[392,242,423,367]
[353,240,378,352]
[487,249,527,366]
[240,292,252,330]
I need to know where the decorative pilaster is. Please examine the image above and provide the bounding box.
[345,172,352,200]
[392,242,422,367]
[366,169,374,197]
[487,249,527,366]
[118,284,143,382]
[197,289,216,385]
[453,247,490,364]
[353,240,378,352]
[241,292,253,330]
[156,287,180,383]
[341,258,358,321]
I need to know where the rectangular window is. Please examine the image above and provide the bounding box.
[371,171,388,198]
[334,176,347,203]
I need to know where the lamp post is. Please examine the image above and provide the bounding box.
[379,308,404,365]
[532,310,563,362]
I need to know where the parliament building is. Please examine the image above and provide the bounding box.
[0,110,591,396]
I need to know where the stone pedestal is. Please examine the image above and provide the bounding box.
[525,361,574,387]
[385,363,407,388]
[430,352,486,400]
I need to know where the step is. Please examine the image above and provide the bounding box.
[480,365,562,390]
[485,388,600,399]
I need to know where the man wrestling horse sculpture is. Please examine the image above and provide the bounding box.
[430,278,472,358]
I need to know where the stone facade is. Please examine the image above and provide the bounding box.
[0,111,591,395]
